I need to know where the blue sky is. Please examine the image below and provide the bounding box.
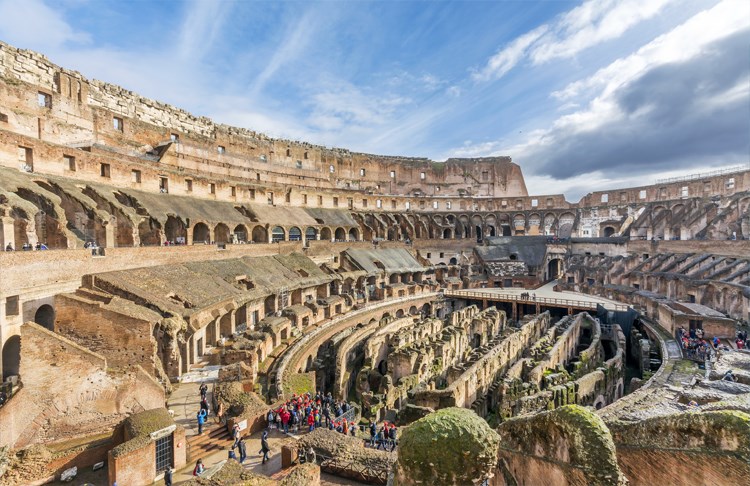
[0,0,748,200]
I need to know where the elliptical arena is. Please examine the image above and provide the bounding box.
[0,41,749,486]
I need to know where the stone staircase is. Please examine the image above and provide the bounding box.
[187,423,232,461]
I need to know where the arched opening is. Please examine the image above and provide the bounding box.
[348,228,359,241]
[305,227,318,241]
[2,335,21,380]
[334,227,346,241]
[192,222,210,244]
[396,309,405,318]
[501,225,512,236]
[488,225,496,237]
[214,223,230,244]
[548,258,562,280]
[603,226,616,237]
[306,355,314,372]
[475,225,482,243]
[387,227,398,241]
[473,333,482,348]
[34,304,55,331]
[320,227,332,241]
[288,226,302,241]
[377,359,388,375]
[271,226,285,242]
[233,224,248,243]
[165,216,187,244]
[442,228,452,239]
[449,257,458,265]
[264,294,277,315]
[138,218,162,246]
[252,225,268,243]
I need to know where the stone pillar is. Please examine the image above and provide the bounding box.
[104,217,116,248]
[186,226,194,245]
[1,217,14,249]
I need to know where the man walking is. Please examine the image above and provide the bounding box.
[260,431,271,464]
[238,436,247,463]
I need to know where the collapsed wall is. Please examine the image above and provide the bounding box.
[0,322,164,450]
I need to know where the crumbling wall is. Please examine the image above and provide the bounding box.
[411,311,546,409]
[494,405,627,486]
[0,322,164,449]
[608,411,750,486]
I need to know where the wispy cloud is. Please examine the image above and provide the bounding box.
[473,0,676,82]
[177,0,234,61]
[248,9,320,99]
[0,0,90,50]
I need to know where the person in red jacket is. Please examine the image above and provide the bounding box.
[307,412,315,432]
[281,409,290,434]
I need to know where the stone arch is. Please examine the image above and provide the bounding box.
[192,222,210,244]
[215,223,231,244]
[449,257,458,265]
[251,225,268,243]
[165,216,187,244]
[442,228,453,239]
[34,304,55,331]
[335,227,346,241]
[348,227,360,241]
[264,294,277,315]
[233,224,248,243]
[603,226,616,237]
[396,309,404,318]
[409,305,418,315]
[138,217,162,246]
[305,227,318,241]
[306,354,314,372]
[320,227,332,241]
[2,335,20,380]
[548,258,563,280]
[593,395,606,410]
[288,226,302,241]
[271,226,285,242]
[558,212,575,238]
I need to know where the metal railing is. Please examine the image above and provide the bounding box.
[655,165,748,184]
[445,289,630,312]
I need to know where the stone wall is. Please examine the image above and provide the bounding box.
[0,322,164,449]
[493,405,628,486]
[608,411,750,486]
[411,312,549,409]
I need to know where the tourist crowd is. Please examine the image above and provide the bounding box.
[677,327,750,361]
[266,391,354,435]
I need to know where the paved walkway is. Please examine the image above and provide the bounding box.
[167,366,221,438]
[449,281,628,311]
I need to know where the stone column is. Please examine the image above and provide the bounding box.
[1,217,14,249]
[186,226,194,245]
[104,216,116,248]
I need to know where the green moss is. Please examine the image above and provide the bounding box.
[497,405,624,486]
[395,407,500,485]
[284,372,314,397]
[123,408,174,439]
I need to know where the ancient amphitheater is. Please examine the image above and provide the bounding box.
[0,40,749,486]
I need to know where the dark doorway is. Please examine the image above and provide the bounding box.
[34,304,55,330]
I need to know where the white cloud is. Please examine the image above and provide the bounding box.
[0,0,90,50]
[469,0,750,154]
[473,0,676,82]
[552,0,750,101]
[530,0,674,63]
[472,25,547,82]
[307,80,412,130]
